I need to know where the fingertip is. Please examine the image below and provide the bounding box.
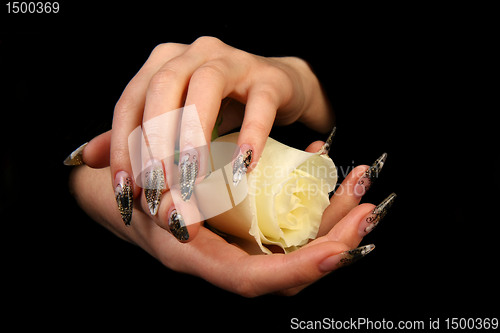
[305,140,325,153]
[185,222,202,242]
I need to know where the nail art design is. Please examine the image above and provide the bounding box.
[318,126,336,155]
[63,142,88,166]
[169,209,189,242]
[144,161,165,216]
[355,152,387,196]
[232,146,253,186]
[179,152,199,202]
[114,171,133,226]
[361,193,397,235]
[339,244,376,267]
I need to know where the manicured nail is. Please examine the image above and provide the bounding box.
[63,142,88,166]
[359,193,397,236]
[354,152,387,197]
[232,145,253,186]
[318,126,336,155]
[179,150,199,202]
[169,209,189,242]
[319,244,375,272]
[144,160,165,216]
[114,171,133,226]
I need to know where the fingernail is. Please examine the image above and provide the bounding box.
[169,209,189,242]
[354,152,387,197]
[319,244,375,273]
[114,171,133,226]
[63,142,88,166]
[318,126,336,155]
[359,193,397,236]
[232,145,253,186]
[179,149,199,202]
[144,160,165,216]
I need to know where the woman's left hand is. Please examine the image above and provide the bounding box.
[70,139,382,296]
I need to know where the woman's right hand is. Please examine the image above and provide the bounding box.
[102,36,333,242]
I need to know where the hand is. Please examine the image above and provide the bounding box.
[108,37,333,242]
[70,140,393,297]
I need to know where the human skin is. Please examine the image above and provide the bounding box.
[107,37,333,241]
[70,142,382,296]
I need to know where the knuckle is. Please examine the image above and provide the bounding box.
[191,36,224,49]
[255,87,280,106]
[191,62,225,83]
[150,42,184,57]
[148,66,179,94]
[245,117,269,136]
[110,146,130,167]
[266,64,289,81]
[114,95,136,120]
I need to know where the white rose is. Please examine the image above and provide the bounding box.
[195,132,337,254]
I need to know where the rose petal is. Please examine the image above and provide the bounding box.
[200,133,337,254]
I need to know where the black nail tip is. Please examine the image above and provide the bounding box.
[169,210,190,242]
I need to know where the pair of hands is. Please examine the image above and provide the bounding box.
[71,37,377,296]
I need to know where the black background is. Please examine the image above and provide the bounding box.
[1,3,497,331]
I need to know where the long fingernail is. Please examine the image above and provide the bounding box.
[63,142,88,166]
[232,145,253,186]
[359,193,397,236]
[318,126,336,155]
[144,160,165,216]
[179,150,199,202]
[319,244,375,273]
[169,209,189,242]
[114,171,133,226]
[354,152,387,197]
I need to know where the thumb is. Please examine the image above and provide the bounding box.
[83,130,112,168]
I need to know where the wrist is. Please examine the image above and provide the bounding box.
[279,57,334,133]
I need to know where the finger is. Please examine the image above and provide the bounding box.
[314,191,396,249]
[141,188,202,242]
[304,140,325,153]
[317,165,369,236]
[322,203,376,248]
[169,64,230,241]
[111,45,186,194]
[81,130,112,168]
[235,241,352,297]
[115,44,188,219]
[110,45,189,226]
[185,233,350,297]
[141,49,211,217]
[234,86,279,182]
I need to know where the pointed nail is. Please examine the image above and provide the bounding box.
[63,142,88,166]
[169,209,189,242]
[339,244,376,267]
[318,126,336,155]
[319,244,375,272]
[114,171,133,226]
[179,150,199,201]
[359,193,397,236]
[232,145,253,186]
[144,160,165,216]
[354,152,387,197]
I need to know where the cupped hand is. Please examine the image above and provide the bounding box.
[71,140,388,297]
